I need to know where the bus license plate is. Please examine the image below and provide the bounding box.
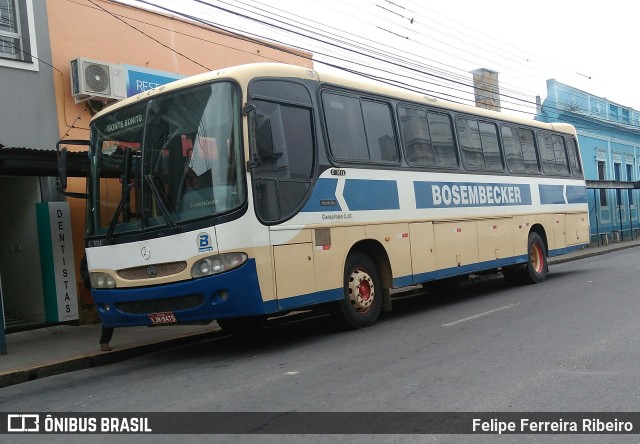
[148,312,177,324]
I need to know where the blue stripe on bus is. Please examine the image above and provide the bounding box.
[343,179,400,211]
[539,185,587,205]
[300,178,341,212]
[276,288,343,311]
[566,185,587,204]
[414,181,532,209]
[539,185,565,204]
[411,256,523,283]
[548,244,586,257]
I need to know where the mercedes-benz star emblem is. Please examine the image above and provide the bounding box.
[141,246,151,260]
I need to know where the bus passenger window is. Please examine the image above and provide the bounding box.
[323,92,368,161]
[478,121,503,171]
[502,126,525,173]
[427,112,457,167]
[552,135,570,176]
[361,99,398,163]
[537,132,557,174]
[520,129,540,174]
[398,106,434,166]
[457,118,484,168]
[567,137,582,176]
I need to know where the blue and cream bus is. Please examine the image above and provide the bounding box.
[63,63,588,332]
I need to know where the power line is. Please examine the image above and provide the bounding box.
[105,0,640,129]
[87,0,211,71]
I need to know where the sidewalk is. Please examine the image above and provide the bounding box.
[2,237,640,389]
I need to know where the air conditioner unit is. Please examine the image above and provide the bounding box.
[70,57,127,104]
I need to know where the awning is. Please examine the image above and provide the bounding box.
[0,146,89,177]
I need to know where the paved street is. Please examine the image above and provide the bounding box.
[2,248,640,442]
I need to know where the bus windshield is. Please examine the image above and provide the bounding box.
[86,81,243,238]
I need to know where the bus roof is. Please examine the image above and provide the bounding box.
[91,62,575,135]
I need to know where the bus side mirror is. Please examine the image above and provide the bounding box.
[58,148,68,190]
[56,139,90,199]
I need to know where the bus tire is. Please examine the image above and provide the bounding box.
[523,232,547,284]
[335,252,383,329]
[217,315,267,337]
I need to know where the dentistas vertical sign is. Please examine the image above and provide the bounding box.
[36,202,79,322]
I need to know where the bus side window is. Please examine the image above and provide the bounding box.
[252,99,314,223]
[427,112,458,168]
[361,99,399,163]
[457,117,484,169]
[520,128,540,174]
[567,137,583,177]
[537,132,557,175]
[502,125,526,173]
[552,134,570,176]
[398,106,435,166]
[323,92,368,161]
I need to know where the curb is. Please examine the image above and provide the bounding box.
[549,242,640,265]
[0,330,220,389]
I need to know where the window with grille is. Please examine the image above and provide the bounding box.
[0,0,33,64]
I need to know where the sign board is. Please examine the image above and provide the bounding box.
[36,202,79,322]
[124,65,184,97]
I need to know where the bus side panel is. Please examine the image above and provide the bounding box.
[365,223,412,287]
[533,213,555,250]
[477,218,514,262]
[408,222,436,278]
[241,246,276,303]
[512,215,534,259]
[313,225,366,296]
[274,242,316,305]
[565,212,589,246]
[553,213,566,251]
[434,221,479,269]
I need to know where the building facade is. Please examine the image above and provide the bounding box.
[537,79,640,243]
[0,0,312,329]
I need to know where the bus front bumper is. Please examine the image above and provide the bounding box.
[91,259,268,328]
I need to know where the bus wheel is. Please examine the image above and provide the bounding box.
[524,232,547,284]
[335,252,383,329]
[217,315,267,337]
[502,232,547,285]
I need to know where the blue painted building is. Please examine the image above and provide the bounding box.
[537,79,640,242]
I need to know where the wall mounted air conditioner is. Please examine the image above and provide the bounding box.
[70,57,127,104]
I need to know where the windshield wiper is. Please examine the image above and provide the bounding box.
[106,182,133,241]
[145,174,179,232]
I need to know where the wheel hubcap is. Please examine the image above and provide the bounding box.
[348,267,375,313]
[530,243,543,273]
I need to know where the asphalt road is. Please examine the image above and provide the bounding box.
[3,249,640,443]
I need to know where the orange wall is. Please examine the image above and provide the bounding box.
[45,0,312,320]
[47,0,312,142]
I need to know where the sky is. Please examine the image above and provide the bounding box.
[123,0,640,117]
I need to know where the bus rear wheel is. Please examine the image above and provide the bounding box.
[335,252,383,329]
[503,232,547,285]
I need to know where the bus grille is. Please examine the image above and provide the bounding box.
[117,261,188,280]
[114,294,205,314]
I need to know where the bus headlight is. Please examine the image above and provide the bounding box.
[90,272,117,289]
[191,253,248,278]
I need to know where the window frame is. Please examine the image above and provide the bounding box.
[397,103,459,170]
[321,88,401,167]
[0,0,38,70]
[456,115,505,173]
